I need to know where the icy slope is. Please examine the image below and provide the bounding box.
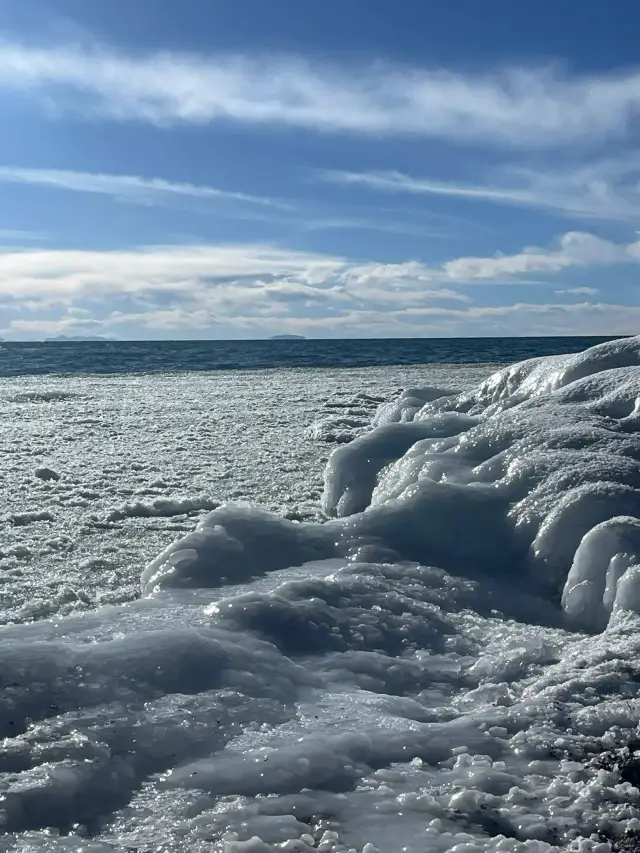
[1,338,640,852]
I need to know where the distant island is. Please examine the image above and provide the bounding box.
[269,334,306,341]
[44,335,111,343]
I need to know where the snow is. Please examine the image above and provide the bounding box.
[2,341,640,852]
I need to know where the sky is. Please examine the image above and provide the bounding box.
[1,0,640,339]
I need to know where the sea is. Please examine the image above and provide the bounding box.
[0,335,620,376]
[1,332,640,853]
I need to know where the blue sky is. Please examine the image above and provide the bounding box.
[1,0,640,339]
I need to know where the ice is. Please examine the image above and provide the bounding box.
[305,415,369,444]
[562,517,640,630]
[3,341,640,851]
[2,363,483,623]
[142,505,336,593]
[34,468,61,482]
[105,494,222,521]
[373,385,460,427]
[322,414,478,517]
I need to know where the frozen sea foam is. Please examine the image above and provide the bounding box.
[2,336,640,852]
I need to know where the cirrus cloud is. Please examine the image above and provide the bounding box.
[0,165,288,210]
[2,40,640,147]
[322,155,640,224]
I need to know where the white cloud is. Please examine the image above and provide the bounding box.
[0,166,285,209]
[0,244,343,300]
[555,286,599,296]
[8,317,96,335]
[300,216,449,239]
[443,232,631,281]
[323,155,640,224]
[7,300,639,340]
[323,170,531,205]
[2,41,640,146]
[1,231,639,339]
[0,232,636,311]
[283,301,640,337]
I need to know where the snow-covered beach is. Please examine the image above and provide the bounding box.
[2,337,640,853]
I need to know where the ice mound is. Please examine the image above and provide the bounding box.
[4,336,640,852]
[149,337,640,631]
[460,336,640,408]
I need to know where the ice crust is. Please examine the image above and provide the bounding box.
[2,338,640,852]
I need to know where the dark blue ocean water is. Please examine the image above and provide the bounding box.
[0,337,621,377]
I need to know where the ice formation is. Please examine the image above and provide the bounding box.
[2,337,640,852]
[148,337,640,630]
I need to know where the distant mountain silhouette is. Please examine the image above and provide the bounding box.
[269,334,306,340]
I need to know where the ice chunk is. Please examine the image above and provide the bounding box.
[322,414,478,517]
[612,563,640,617]
[34,466,61,481]
[9,509,56,525]
[563,517,640,629]
[304,414,368,443]
[373,386,458,426]
[142,504,336,593]
[106,494,221,521]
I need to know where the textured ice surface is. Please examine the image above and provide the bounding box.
[2,342,640,852]
[1,364,485,623]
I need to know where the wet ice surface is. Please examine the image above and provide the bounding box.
[2,342,640,853]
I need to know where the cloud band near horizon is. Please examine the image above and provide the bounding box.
[0,230,638,338]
